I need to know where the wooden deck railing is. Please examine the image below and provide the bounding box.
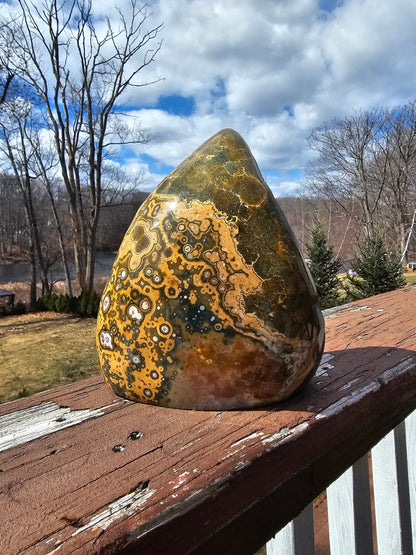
[0,287,415,554]
[267,412,415,554]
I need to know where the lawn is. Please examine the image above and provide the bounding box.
[404,271,416,284]
[0,312,99,404]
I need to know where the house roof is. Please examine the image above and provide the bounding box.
[0,288,14,297]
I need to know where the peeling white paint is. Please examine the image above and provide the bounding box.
[230,431,264,447]
[316,356,415,420]
[235,460,249,471]
[169,471,191,490]
[45,536,64,555]
[350,305,372,312]
[219,421,311,465]
[323,303,373,319]
[316,353,335,377]
[262,421,310,446]
[47,543,63,554]
[0,400,115,453]
[341,378,360,390]
[72,484,155,536]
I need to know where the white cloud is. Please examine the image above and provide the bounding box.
[121,0,416,196]
[5,0,415,197]
[266,178,302,197]
[125,109,226,166]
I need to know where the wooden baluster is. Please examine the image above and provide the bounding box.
[405,410,416,550]
[372,420,413,555]
[266,503,314,555]
[327,455,373,555]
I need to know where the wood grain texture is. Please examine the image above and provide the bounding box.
[0,287,416,555]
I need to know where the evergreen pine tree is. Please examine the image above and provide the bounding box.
[350,230,405,297]
[306,222,343,309]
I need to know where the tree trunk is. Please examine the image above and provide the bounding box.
[28,241,37,311]
[44,183,73,296]
[25,181,50,295]
[69,203,87,293]
[85,227,96,294]
[58,232,73,297]
[400,210,416,264]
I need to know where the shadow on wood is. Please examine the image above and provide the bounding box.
[0,287,415,554]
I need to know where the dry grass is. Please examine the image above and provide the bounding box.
[403,270,416,284]
[0,311,99,404]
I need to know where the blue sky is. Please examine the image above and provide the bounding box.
[111,0,416,196]
[4,0,415,197]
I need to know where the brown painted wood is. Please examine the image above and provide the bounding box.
[0,287,416,555]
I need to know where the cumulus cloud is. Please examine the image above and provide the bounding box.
[5,0,414,196]
[116,0,416,195]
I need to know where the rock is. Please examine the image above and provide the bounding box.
[97,129,324,410]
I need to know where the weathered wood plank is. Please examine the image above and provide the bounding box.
[0,400,116,453]
[0,287,415,555]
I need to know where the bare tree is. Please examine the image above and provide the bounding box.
[0,173,26,258]
[0,29,16,105]
[0,94,52,308]
[379,101,416,258]
[30,136,74,296]
[305,108,389,236]
[0,71,14,105]
[1,0,162,293]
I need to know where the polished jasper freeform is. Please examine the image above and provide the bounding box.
[97,129,324,409]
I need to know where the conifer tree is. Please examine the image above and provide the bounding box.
[351,230,405,297]
[306,222,343,309]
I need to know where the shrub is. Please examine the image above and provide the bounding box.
[37,293,52,311]
[306,222,343,309]
[37,291,100,317]
[55,294,72,314]
[11,302,27,315]
[78,291,89,316]
[349,230,405,297]
[86,291,100,317]
[47,293,59,311]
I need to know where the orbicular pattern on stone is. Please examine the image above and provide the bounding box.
[97,129,324,409]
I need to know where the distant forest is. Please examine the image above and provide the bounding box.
[0,177,149,262]
[0,177,374,272]
[2,0,416,312]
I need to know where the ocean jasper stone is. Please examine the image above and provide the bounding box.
[97,129,324,410]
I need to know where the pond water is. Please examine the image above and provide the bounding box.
[0,252,115,284]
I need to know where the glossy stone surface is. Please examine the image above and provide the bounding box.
[97,129,324,409]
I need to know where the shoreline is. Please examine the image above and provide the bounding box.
[0,277,108,306]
